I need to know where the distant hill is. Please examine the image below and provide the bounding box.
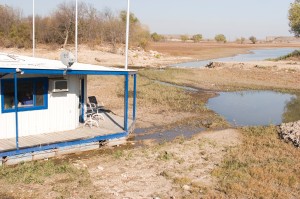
[266,36,300,43]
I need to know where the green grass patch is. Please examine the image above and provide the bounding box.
[0,160,90,184]
[113,150,124,159]
[173,176,192,186]
[213,126,300,198]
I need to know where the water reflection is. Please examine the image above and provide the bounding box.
[283,94,300,123]
[207,91,299,126]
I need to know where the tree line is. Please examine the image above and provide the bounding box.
[0,2,150,49]
[1,0,299,50]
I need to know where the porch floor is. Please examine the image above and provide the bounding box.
[0,113,133,153]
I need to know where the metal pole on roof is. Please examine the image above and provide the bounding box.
[133,74,137,121]
[14,73,19,150]
[125,0,130,70]
[75,0,78,62]
[32,0,35,57]
[124,74,129,131]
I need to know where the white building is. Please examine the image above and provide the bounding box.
[0,53,137,161]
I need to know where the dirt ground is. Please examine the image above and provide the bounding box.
[1,42,300,198]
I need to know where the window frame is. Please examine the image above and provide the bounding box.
[1,77,48,113]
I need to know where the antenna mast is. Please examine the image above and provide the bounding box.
[75,0,78,62]
[125,0,130,70]
[32,0,35,57]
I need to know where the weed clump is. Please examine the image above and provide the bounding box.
[213,126,300,198]
[269,50,300,61]
[0,160,89,184]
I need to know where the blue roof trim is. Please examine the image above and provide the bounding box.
[0,68,15,73]
[0,132,128,157]
[0,68,137,75]
[67,70,136,75]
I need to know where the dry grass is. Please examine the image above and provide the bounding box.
[87,72,226,130]
[88,71,205,112]
[213,126,300,198]
[140,67,300,92]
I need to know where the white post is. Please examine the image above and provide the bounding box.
[125,0,130,70]
[75,0,78,62]
[32,0,35,57]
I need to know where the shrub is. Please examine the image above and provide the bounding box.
[249,36,257,44]
[192,34,203,43]
[180,35,189,42]
[236,37,245,44]
[151,32,164,42]
[215,34,226,43]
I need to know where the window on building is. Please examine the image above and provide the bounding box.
[1,77,48,113]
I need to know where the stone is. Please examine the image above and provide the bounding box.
[201,120,213,128]
[182,185,190,191]
[97,165,104,171]
[278,120,300,147]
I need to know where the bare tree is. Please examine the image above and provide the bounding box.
[50,2,76,47]
[1,3,151,50]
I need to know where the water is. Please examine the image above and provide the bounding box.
[172,48,297,68]
[132,126,204,144]
[207,91,299,126]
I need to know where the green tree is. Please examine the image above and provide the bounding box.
[151,32,164,42]
[249,36,257,44]
[119,10,150,49]
[289,0,300,37]
[180,35,189,42]
[119,10,139,25]
[192,34,202,42]
[9,22,31,48]
[215,34,226,43]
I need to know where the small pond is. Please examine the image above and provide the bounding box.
[172,48,297,68]
[207,91,300,126]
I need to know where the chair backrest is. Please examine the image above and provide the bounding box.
[88,96,98,106]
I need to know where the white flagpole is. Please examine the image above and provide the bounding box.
[125,0,130,70]
[32,0,35,57]
[75,0,78,62]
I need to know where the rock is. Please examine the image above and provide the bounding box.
[278,120,300,147]
[205,62,214,68]
[97,165,104,171]
[201,120,213,128]
[182,185,190,191]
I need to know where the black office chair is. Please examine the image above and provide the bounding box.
[88,96,104,110]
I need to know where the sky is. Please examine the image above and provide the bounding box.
[0,0,296,40]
